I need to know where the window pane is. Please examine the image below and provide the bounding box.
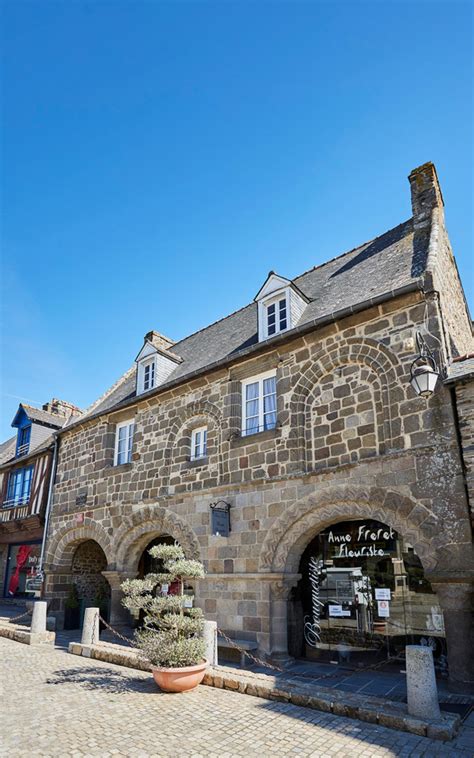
[264,393,276,414]
[263,376,276,395]
[203,429,207,455]
[22,468,33,499]
[264,412,277,430]
[280,318,287,330]
[267,303,275,315]
[246,416,259,434]
[246,382,259,400]
[246,399,259,418]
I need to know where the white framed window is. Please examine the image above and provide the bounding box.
[114,420,134,465]
[265,296,288,337]
[241,371,277,436]
[143,360,156,392]
[190,426,207,461]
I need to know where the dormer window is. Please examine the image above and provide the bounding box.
[135,331,182,396]
[16,426,31,457]
[266,296,288,337]
[143,360,156,392]
[255,271,309,343]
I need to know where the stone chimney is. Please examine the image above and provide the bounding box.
[144,330,175,351]
[42,398,82,418]
[408,162,444,229]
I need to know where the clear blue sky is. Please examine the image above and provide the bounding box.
[1,1,472,439]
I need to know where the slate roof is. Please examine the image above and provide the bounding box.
[445,355,474,383]
[0,437,16,466]
[20,404,72,428]
[76,217,426,422]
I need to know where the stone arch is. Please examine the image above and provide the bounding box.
[114,505,201,573]
[259,485,441,574]
[44,519,114,572]
[306,362,383,469]
[162,400,224,485]
[289,338,403,468]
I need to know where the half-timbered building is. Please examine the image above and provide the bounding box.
[0,399,80,600]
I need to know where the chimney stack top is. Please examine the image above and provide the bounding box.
[408,162,444,229]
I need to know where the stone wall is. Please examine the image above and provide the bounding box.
[71,539,109,606]
[43,288,474,690]
[454,379,474,530]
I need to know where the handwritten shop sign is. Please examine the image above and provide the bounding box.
[325,523,396,558]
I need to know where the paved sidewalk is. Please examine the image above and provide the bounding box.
[1,637,473,757]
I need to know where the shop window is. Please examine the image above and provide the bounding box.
[4,542,41,598]
[289,519,446,665]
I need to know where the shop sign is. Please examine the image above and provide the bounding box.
[211,508,230,537]
[377,600,390,618]
[325,523,396,558]
[304,557,324,647]
[328,605,351,618]
[375,588,391,601]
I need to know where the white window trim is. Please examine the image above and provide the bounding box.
[142,358,156,392]
[241,369,277,437]
[114,419,135,466]
[258,288,290,341]
[190,426,208,461]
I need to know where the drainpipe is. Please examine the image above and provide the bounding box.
[38,433,59,593]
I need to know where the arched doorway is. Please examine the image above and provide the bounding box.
[288,518,446,669]
[66,540,111,629]
[138,534,176,577]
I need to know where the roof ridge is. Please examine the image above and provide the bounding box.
[78,365,137,421]
[292,219,413,284]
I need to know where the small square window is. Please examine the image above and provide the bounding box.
[190,427,207,461]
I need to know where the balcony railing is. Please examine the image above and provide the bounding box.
[2,494,30,508]
[16,443,30,458]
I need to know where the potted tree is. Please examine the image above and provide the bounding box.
[121,543,207,692]
[64,584,81,630]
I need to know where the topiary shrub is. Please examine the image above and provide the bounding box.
[121,544,206,668]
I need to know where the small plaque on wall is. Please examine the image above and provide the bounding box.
[210,501,231,537]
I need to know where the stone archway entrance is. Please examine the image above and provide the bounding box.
[68,540,111,629]
[137,535,175,578]
[288,518,446,669]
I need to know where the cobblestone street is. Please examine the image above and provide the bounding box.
[1,638,473,757]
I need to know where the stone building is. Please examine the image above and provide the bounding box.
[0,399,80,600]
[43,163,474,692]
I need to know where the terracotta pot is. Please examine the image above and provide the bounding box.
[151,660,208,692]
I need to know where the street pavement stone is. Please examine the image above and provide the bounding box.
[1,637,473,757]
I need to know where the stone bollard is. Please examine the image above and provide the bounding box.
[81,607,100,646]
[203,620,218,665]
[30,601,48,634]
[406,645,441,720]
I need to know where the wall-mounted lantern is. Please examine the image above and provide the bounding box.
[410,332,440,398]
[210,500,231,537]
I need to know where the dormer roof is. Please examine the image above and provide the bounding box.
[254,271,310,303]
[11,403,71,430]
[135,337,182,365]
